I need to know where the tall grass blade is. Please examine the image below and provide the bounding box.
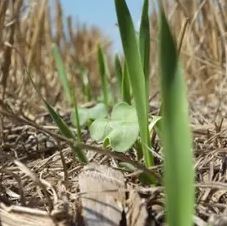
[159,7,194,226]
[114,0,153,167]
[52,43,72,104]
[97,45,109,108]
[50,43,87,163]
[139,0,150,107]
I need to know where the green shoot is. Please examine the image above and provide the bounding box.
[114,0,153,167]
[114,54,123,95]
[51,43,72,104]
[52,43,87,163]
[45,100,87,163]
[139,0,150,110]
[159,6,194,226]
[78,66,92,102]
[97,45,110,109]
[122,62,131,104]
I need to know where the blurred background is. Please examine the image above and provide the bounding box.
[0,0,226,121]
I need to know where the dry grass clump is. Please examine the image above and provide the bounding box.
[0,0,111,114]
[149,0,227,120]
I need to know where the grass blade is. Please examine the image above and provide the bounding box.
[114,55,123,95]
[78,66,92,101]
[122,62,131,104]
[45,101,74,139]
[52,43,72,104]
[139,0,150,107]
[45,100,88,163]
[97,45,110,108]
[159,7,194,226]
[115,0,153,167]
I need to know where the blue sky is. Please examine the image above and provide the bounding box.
[58,0,145,52]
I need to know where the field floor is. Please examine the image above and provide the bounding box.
[1,96,227,226]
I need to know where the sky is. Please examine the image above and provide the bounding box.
[58,0,145,53]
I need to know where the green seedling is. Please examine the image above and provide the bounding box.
[52,43,72,104]
[90,102,139,152]
[114,54,123,95]
[45,101,87,163]
[52,43,87,163]
[139,0,150,110]
[122,62,131,104]
[78,66,92,101]
[159,6,194,226]
[25,66,88,163]
[97,45,110,109]
[114,0,153,167]
[72,103,108,127]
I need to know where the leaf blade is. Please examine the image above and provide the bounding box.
[114,0,153,166]
[159,8,194,226]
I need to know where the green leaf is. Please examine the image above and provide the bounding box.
[89,102,139,152]
[149,116,162,132]
[44,101,88,164]
[139,0,150,107]
[97,45,110,108]
[72,103,108,127]
[45,101,74,139]
[114,55,123,93]
[71,144,88,164]
[78,66,92,101]
[115,0,153,166]
[122,62,131,104]
[159,7,194,226]
[52,43,72,104]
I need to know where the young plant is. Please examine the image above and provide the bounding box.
[139,0,150,110]
[45,101,87,163]
[97,45,110,109]
[122,62,131,104]
[159,6,194,226]
[90,102,139,152]
[114,0,153,167]
[52,43,87,163]
[77,66,92,102]
[114,54,123,95]
[51,43,72,104]
[75,103,107,127]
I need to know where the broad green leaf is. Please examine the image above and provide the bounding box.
[115,0,153,166]
[89,102,139,152]
[159,7,194,226]
[72,103,108,127]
